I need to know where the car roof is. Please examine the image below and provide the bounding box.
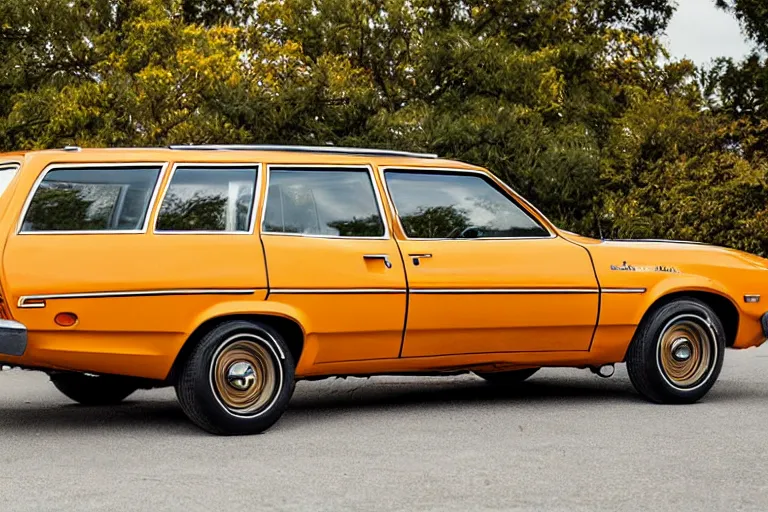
[0,146,483,172]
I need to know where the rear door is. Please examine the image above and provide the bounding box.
[382,168,599,357]
[261,165,407,363]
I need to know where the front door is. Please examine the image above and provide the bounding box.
[382,168,599,358]
[260,165,407,363]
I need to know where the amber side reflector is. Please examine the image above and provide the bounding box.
[54,312,78,327]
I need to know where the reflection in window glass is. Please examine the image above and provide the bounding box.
[263,168,385,237]
[156,167,257,232]
[0,165,19,198]
[21,166,161,232]
[385,171,549,239]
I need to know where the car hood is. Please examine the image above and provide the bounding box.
[559,232,768,273]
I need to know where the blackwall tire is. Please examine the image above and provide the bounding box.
[174,320,295,435]
[626,298,725,404]
[51,373,138,406]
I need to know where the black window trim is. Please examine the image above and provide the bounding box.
[260,164,390,240]
[153,162,262,235]
[17,162,169,236]
[380,166,556,241]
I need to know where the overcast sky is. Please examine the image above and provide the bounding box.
[663,0,754,67]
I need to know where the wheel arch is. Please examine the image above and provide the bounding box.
[631,289,740,352]
[166,301,310,383]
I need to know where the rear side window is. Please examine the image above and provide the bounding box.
[156,166,258,232]
[385,170,550,239]
[0,164,19,197]
[263,167,385,237]
[21,165,162,233]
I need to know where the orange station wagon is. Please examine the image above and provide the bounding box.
[0,145,766,435]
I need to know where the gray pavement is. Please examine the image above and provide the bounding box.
[2,346,768,511]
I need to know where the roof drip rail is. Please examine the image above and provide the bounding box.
[168,144,439,159]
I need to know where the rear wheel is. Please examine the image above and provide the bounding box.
[174,320,295,435]
[475,368,540,385]
[626,298,725,404]
[51,373,138,406]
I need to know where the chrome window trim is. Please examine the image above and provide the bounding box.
[379,166,556,241]
[153,162,262,235]
[18,288,257,308]
[260,164,390,240]
[16,162,169,235]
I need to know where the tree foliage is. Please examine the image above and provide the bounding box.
[2,0,768,253]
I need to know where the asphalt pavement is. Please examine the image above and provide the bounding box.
[2,346,768,511]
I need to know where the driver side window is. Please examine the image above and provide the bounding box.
[384,170,549,239]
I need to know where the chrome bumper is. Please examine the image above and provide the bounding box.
[0,320,27,356]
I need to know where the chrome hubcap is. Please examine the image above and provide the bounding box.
[212,337,278,415]
[226,361,256,391]
[658,316,714,388]
[671,338,693,362]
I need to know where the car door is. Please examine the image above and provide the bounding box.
[381,167,599,358]
[260,164,407,363]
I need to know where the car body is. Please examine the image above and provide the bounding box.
[0,145,765,434]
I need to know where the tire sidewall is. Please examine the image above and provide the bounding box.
[641,299,726,402]
[190,321,295,435]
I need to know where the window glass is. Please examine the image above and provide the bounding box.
[385,171,549,239]
[263,168,385,237]
[0,165,19,198]
[21,166,161,232]
[156,167,257,232]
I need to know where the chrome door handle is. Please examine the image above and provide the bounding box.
[363,254,392,269]
[408,253,432,266]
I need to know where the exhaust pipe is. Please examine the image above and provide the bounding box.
[591,364,615,378]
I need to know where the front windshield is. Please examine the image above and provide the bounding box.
[0,164,20,197]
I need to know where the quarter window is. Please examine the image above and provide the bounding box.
[263,168,385,237]
[156,166,258,232]
[385,171,549,239]
[21,166,162,233]
[0,164,19,198]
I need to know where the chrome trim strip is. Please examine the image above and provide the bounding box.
[269,287,646,295]
[601,288,647,294]
[270,288,406,294]
[153,162,262,235]
[604,239,706,246]
[378,166,557,241]
[411,288,599,294]
[16,162,170,235]
[18,288,257,307]
[170,144,439,159]
[260,164,391,240]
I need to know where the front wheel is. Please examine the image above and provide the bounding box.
[174,320,295,435]
[51,373,138,406]
[626,298,725,404]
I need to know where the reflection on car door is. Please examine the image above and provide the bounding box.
[383,169,599,357]
[261,166,408,363]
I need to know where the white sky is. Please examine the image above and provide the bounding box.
[663,0,754,67]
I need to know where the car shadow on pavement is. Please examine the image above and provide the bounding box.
[289,374,641,412]
[0,373,760,434]
[0,399,199,435]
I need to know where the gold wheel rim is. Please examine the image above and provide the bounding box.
[212,339,277,415]
[658,319,711,388]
